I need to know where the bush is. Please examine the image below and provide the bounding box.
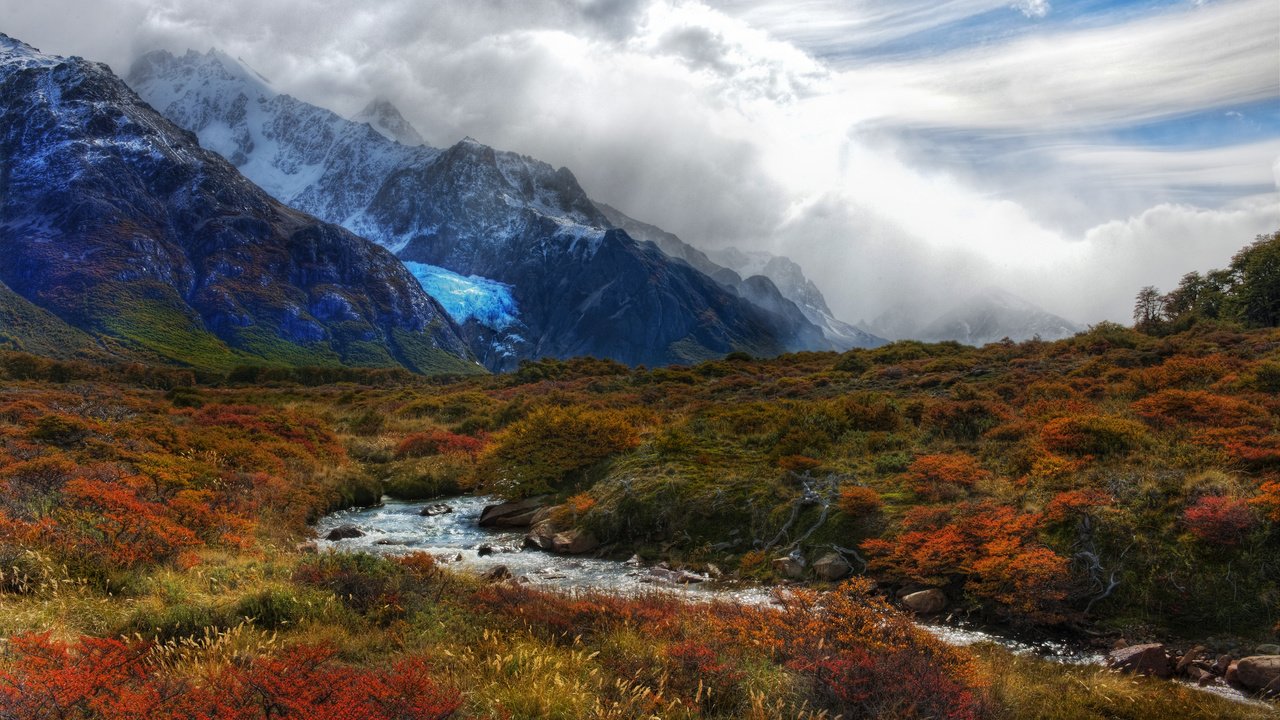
[838,485,883,516]
[1040,415,1148,457]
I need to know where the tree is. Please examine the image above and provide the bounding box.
[1133,286,1165,333]
[1226,231,1280,328]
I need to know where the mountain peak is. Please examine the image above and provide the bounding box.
[353,97,425,146]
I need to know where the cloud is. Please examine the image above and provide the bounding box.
[1,0,1275,331]
[1011,0,1050,19]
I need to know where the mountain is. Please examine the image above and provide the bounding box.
[708,248,886,350]
[353,98,425,147]
[128,49,823,370]
[872,287,1082,346]
[0,35,477,374]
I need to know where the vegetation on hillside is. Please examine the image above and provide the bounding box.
[1,231,1278,717]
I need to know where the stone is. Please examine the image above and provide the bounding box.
[1255,644,1280,656]
[419,503,453,517]
[771,554,806,579]
[901,589,948,615]
[325,524,364,541]
[478,497,549,528]
[294,541,318,554]
[624,554,644,567]
[477,544,496,557]
[1214,654,1233,675]
[482,565,512,582]
[523,522,557,551]
[1234,656,1280,692]
[374,539,405,546]
[1106,644,1173,679]
[812,552,852,581]
[1176,645,1207,674]
[551,529,600,555]
[675,571,706,584]
[705,563,723,579]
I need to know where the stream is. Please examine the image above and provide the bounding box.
[314,495,1273,707]
[315,495,1103,663]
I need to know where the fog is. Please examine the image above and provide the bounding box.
[4,0,1276,327]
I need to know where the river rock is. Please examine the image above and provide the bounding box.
[812,552,852,581]
[325,524,364,541]
[1106,643,1173,678]
[1176,645,1207,674]
[902,589,948,615]
[477,544,496,557]
[483,565,512,582]
[624,554,644,567]
[1234,656,1280,692]
[1255,644,1280,656]
[420,503,453,517]
[772,554,806,579]
[523,522,557,551]
[705,563,723,579]
[1215,654,1233,675]
[551,529,600,555]
[478,497,549,528]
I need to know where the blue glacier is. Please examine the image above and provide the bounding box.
[404,261,519,330]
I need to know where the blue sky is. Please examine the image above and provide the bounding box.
[3,0,1277,325]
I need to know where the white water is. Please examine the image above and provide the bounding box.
[315,493,1277,709]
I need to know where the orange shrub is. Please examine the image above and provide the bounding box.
[838,485,883,516]
[1039,415,1147,457]
[904,453,990,501]
[1132,390,1267,430]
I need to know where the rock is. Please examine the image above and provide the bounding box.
[1226,662,1239,686]
[1215,654,1233,675]
[482,565,512,582]
[771,554,806,580]
[1187,667,1217,686]
[453,553,464,562]
[551,529,600,555]
[523,522,557,551]
[1255,644,1280,656]
[705,563,723,580]
[1176,645,1207,675]
[812,552,852,581]
[374,539,405,546]
[675,571,706,584]
[325,525,364,541]
[623,554,644,567]
[1234,656,1280,692]
[1106,643,1173,679]
[477,544,496,557]
[901,589,948,615]
[478,497,549,528]
[649,567,680,583]
[1262,675,1280,698]
[294,541,318,554]
[419,503,453,517]
[1112,639,1129,651]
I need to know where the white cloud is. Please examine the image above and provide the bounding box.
[2,0,1276,330]
[1011,0,1050,19]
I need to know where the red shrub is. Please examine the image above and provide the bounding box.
[1184,496,1255,546]
[904,453,990,501]
[395,429,485,459]
[838,485,883,516]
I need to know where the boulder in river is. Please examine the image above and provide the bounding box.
[812,552,852,581]
[325,524,364,541]
[483,565,512,582]
[1234,656,1280,693]
[420,503,453,517]
[1106,643,1173,678]
[901,589,948,615]
[551,529,600,555]
[524,522,557,551]
[478,497,549,528]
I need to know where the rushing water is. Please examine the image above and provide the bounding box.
[316,495,1104,661]
[315,495,1270,706]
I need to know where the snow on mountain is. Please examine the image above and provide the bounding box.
[0,33,475,374]
[707,247,886,350]
[129,49,813,371]
[353,98,425,146]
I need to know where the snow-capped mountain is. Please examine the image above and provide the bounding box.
[0,34,475,374]
[129,49,824,370]
[871,287,1081,346]
[354,98,425,146]
[595,203,883,350]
